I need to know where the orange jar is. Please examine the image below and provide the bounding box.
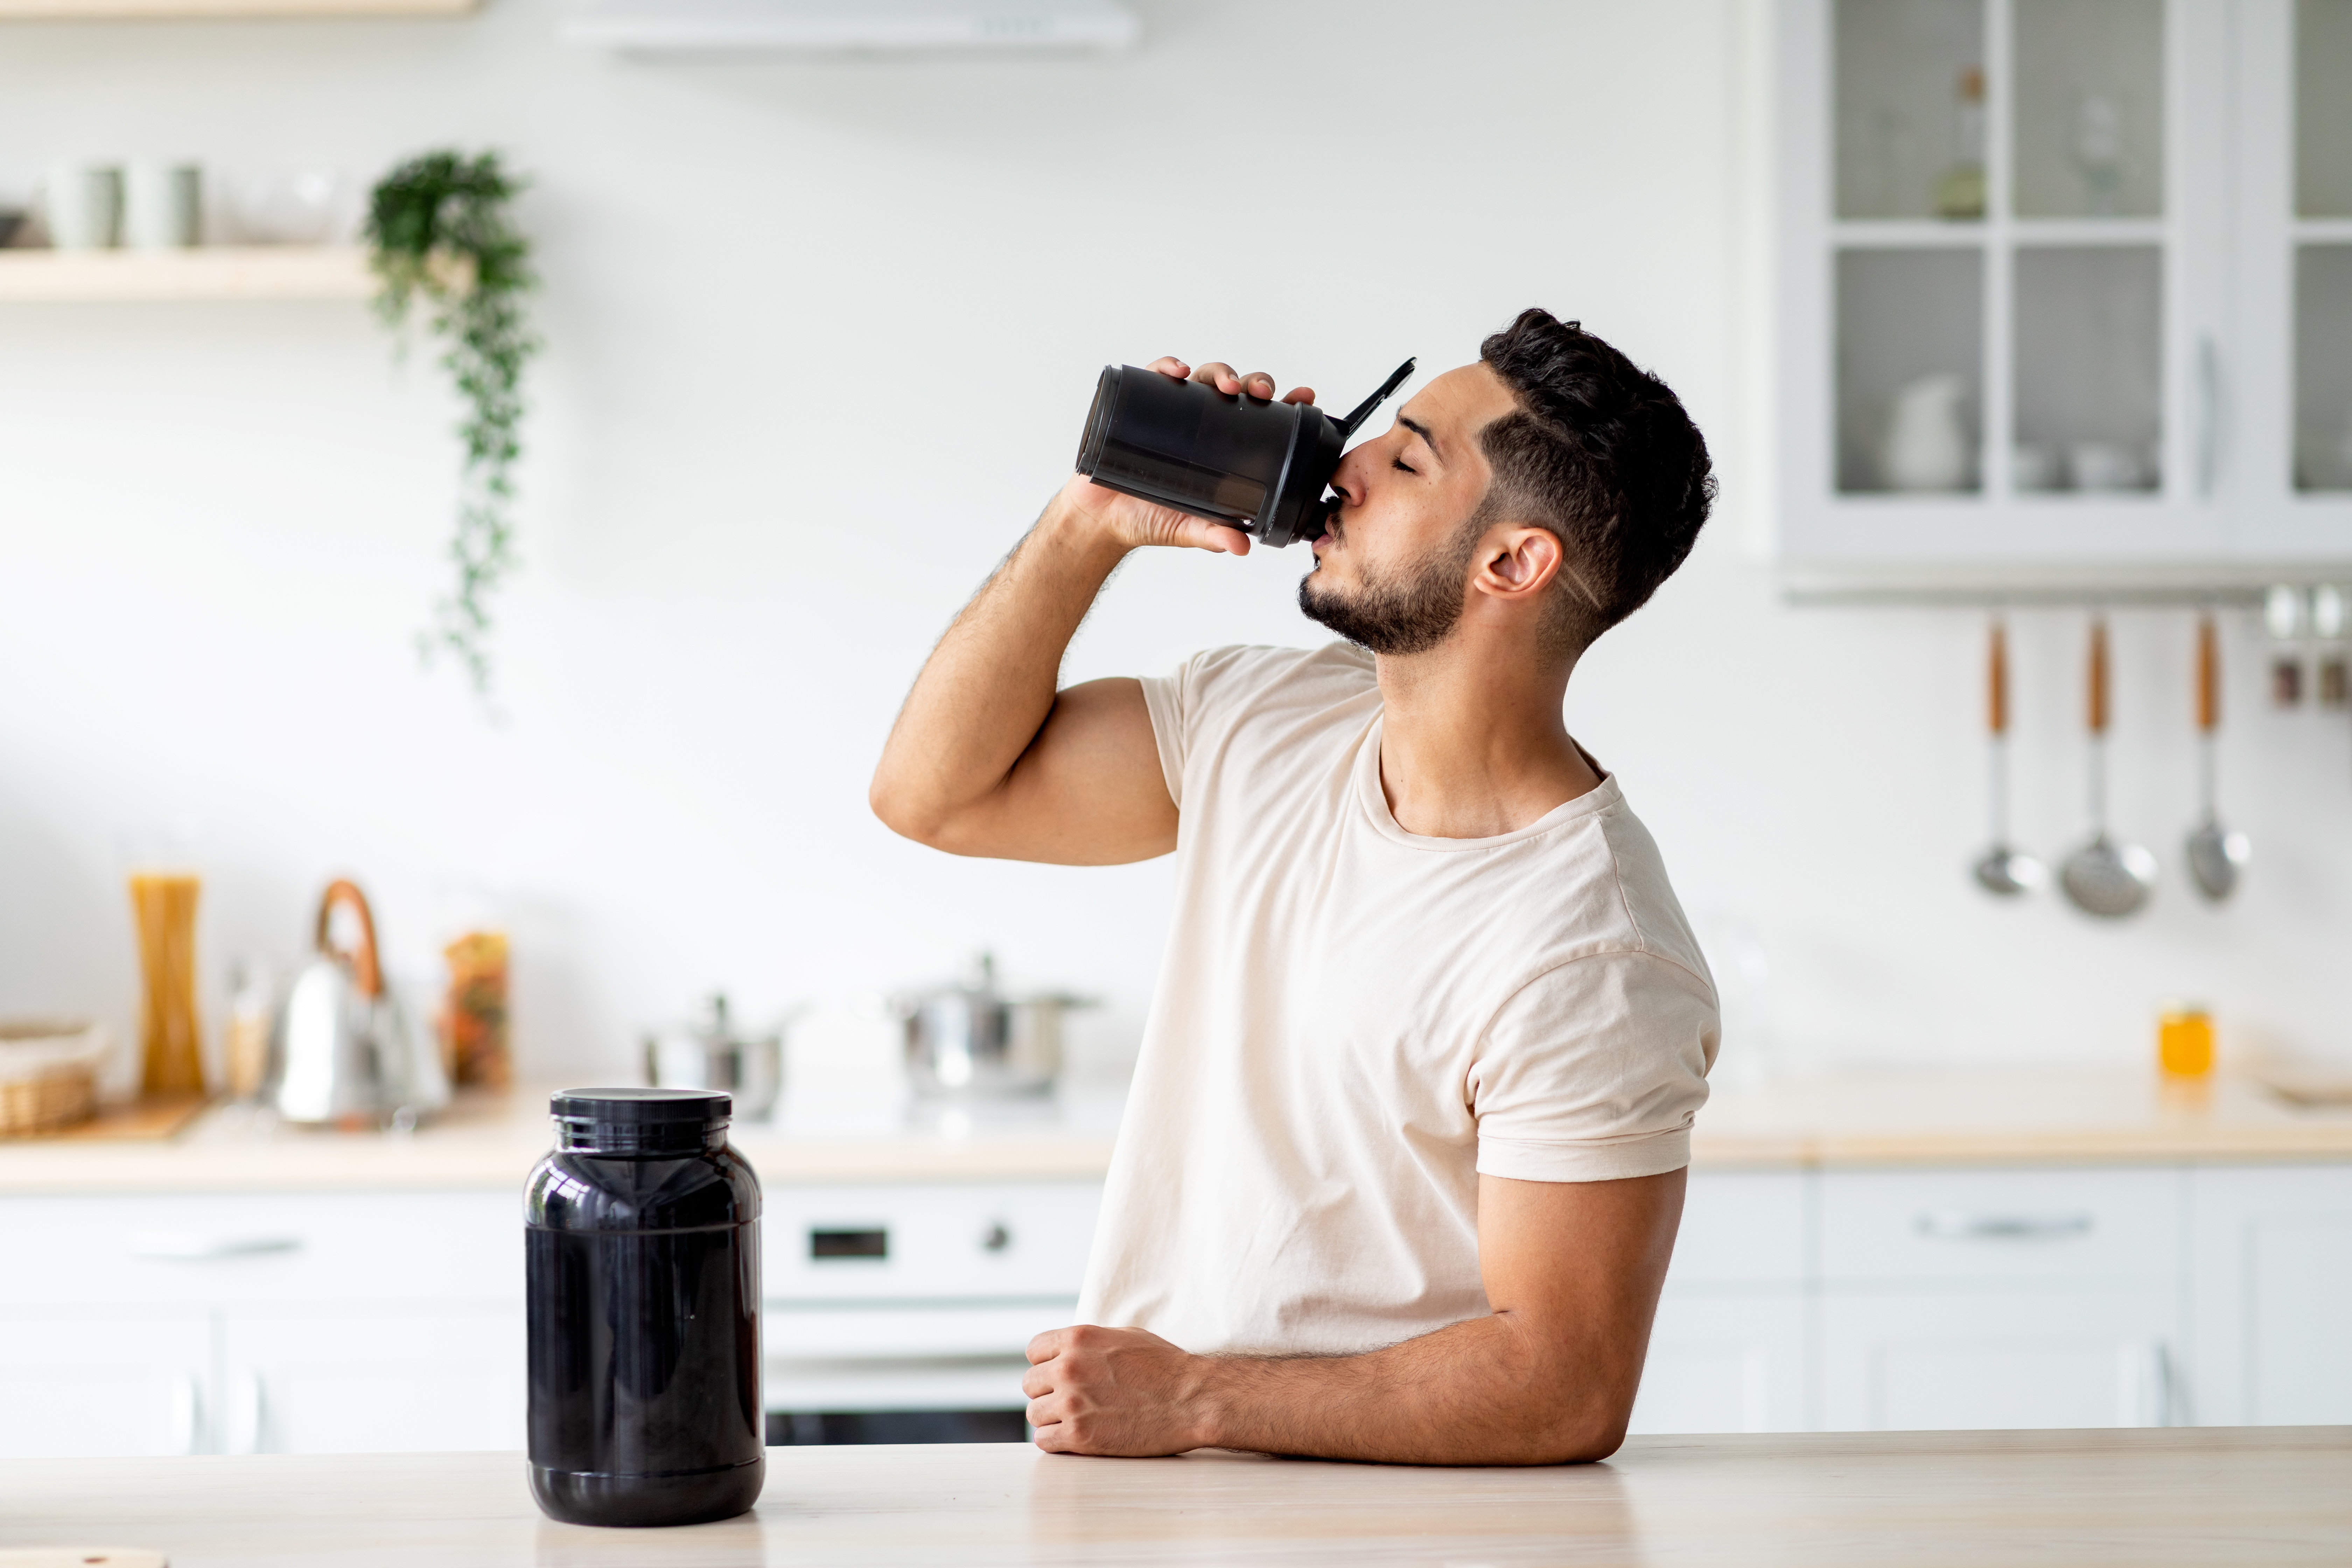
[2158,1003,2216,1079]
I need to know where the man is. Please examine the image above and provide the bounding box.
[870,308,1719,1465]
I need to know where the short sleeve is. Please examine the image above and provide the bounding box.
[1136,643,1377,816]
[1134,655,1198,810]
[1469,952,1718,1183]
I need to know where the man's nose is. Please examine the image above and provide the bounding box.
[1329,447,1369,507]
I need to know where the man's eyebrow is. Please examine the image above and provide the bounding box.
[1398,415,1441,461]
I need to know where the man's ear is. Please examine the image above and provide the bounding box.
[1474,526,1564,601]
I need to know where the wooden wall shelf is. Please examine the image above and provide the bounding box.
[0,0,475,18]
[0,246,374,301]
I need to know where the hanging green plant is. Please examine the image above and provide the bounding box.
[366,149,538,696]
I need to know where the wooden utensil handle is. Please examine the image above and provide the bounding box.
[1988,620,2009,736]
[2197,615,2219,733]
[314,879,384,1000]
[2088,618,2110,735]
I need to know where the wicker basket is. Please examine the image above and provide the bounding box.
[0,1019,111,1138]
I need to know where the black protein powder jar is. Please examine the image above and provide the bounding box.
[526,1087,764,1527]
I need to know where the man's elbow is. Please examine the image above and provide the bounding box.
[1535,1409,1630,1465]
[1513,1384,1634,1465]
[868,771,953,850]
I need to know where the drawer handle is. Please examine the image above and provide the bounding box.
[981,1223,1011,1253]
[128,1232,304,1261]
[1914,1210,2094,1241]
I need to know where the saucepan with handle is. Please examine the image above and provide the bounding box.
[896,953,1097,1099]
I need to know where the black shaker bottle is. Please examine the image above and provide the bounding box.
[526,1087,764,1527]
[1075,356,1416,546]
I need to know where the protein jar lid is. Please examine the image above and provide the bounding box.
[553,1086,730,1122]
[551,1087,732,1153]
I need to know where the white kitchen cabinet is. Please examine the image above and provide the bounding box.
[1633,1294,1813,1434]
[1770,0,2352,575]
[220,1306,524,1455]
[5,1155,2346,1452]
[0,1190,522,1310]
[0,1190,523,1457]
[2189,1162,2352,1424]
[1630,1171,1814,1435]
[1814,1164,2186,1431]
[1821,1287,2183,1428]
[0,1309,211,1458]
[1818,1165,2184,1285]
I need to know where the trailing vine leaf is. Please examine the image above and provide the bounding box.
[366,150,538,698]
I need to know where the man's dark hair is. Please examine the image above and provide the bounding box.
[1475,309,1715,654]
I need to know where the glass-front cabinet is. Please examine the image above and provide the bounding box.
[1773,0,2352,575]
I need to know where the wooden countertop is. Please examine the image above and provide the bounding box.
[1,1067,2346,1195]
[1691,1066,2352,1167]
[0,1085,1125,1195]
[1,1430,2344,1565]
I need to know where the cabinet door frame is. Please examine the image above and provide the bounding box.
[1771,0,2278,573]
[219,1300,526,1455]
[0,1305,217,1457]
[2187,1161,2352,1426]
[2231,0,2352,553]
[1820,1284,2186,1431]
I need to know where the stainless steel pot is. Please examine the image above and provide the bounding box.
[267,879,449,1129]
[897,954,1094,1099]
[644,994,781,1120]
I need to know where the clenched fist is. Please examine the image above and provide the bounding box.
[1022,1323,1218,1456]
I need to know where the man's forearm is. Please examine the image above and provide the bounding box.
[870,499,1129,841]
[1186,1312,1631,1466]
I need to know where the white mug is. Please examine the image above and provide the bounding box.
[2069,441,2148,493]
[124,160,201,250]
[43,161,122,250]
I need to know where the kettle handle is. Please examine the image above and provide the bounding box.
[314,879,384,1000]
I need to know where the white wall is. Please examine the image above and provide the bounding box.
[2,0,2347,1089]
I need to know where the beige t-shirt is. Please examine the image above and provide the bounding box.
[1076,642,1719,1358]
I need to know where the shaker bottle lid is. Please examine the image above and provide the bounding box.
[552,1086,730,1125]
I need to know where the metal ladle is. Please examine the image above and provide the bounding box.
[2059,616,2158,919]
[1972,618,2044,896]
[2185,614,2251,900]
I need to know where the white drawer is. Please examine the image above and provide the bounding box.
[0,1191,519,1309]
[1664,1171,1809,1291]
[1821,1167,2180,1286]
[763,1181,1100,1303]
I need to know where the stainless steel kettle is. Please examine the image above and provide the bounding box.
[266,879,449,1128]
[897,953,1094,1099]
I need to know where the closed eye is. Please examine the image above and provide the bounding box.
[1392,457,1417,474]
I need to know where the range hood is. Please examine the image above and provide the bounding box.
[563,0,1142,55]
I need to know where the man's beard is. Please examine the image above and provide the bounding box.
[1297,522,1479,657]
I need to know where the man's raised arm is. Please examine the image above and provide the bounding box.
[869,359,1310,866]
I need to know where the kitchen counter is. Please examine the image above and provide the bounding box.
[2,1429,2344,1566]
[0,1084,1126,1195]
[0,1067,2346,1195]
[1691,1066,2352,1166]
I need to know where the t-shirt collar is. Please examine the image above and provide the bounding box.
[1353,713,1622,852]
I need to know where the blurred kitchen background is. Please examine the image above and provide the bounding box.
[2,0,2349,1456]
